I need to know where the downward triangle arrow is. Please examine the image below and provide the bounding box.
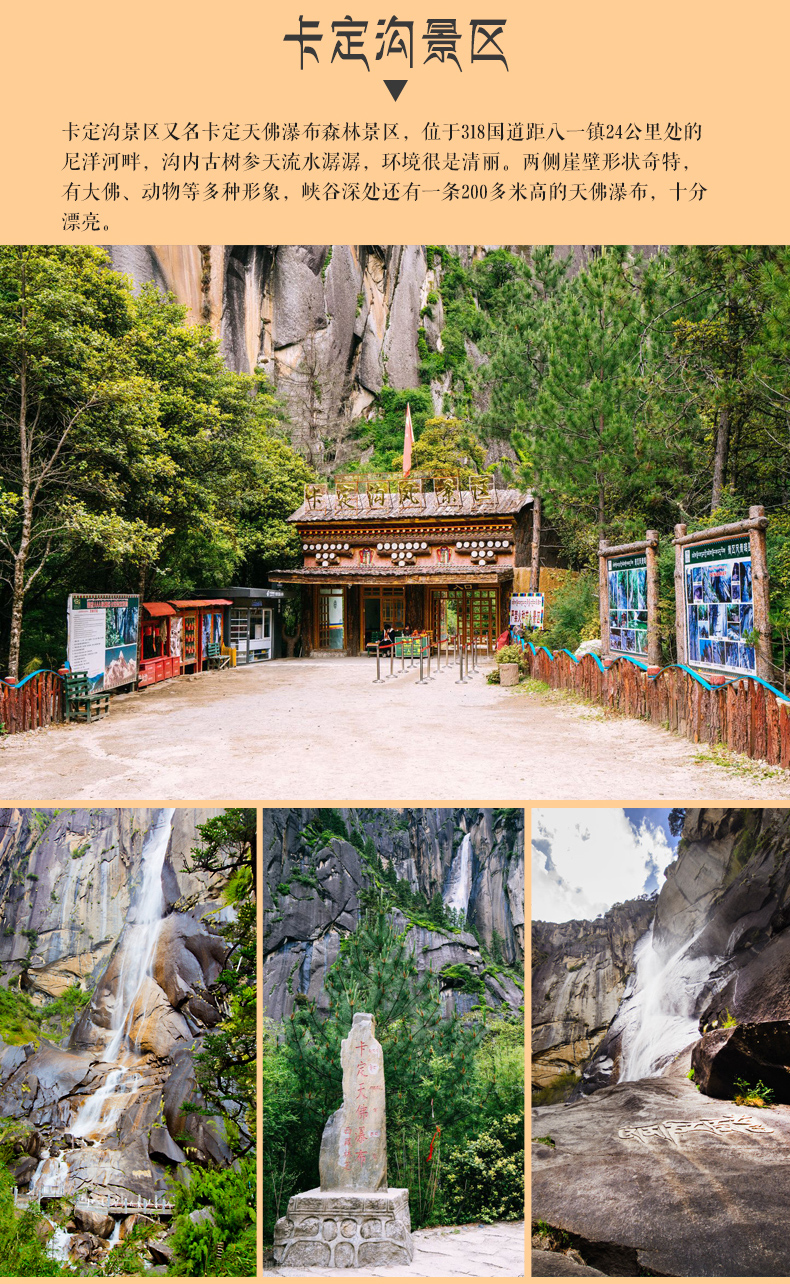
[384,80,407,101]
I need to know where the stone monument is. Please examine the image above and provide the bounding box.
[273,1012,414,1269]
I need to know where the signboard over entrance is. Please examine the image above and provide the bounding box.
[67,594,139,692]
[683,536,755,675]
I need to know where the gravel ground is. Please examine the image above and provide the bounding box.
[264,1220,526,1276]
[0,657,786,801]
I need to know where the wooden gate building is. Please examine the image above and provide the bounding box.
[271,484,535,656]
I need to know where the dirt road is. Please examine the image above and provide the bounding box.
[0,657,786,801]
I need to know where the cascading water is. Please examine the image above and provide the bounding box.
[103,807,175,1061]
[30,1153,69,1199]
[444,833,473,918]
[69,808,174,1140]
[617,922,722,1081]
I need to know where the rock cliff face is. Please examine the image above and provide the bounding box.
[262,807,524,1023]
[0,808,234,1213]
[106,244,661,470]
[531,899,655,1088]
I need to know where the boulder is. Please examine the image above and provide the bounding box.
[149,1240,175,1265]
[152,914,227,1009]
[10,1154,39,1185]
[532,1249,606,1276]
[533,1066,790,1275]
[126,976,191,1057]
[148,1127,187,1165]
[692,1021,790,1102]
[188,1206,216,1228]
[74,1204,114,1239]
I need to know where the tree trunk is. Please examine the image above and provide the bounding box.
[711,405,729,511]
[8,356,31,682]
[529,496,542,592]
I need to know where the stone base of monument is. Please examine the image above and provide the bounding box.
[273,1187,413,1269]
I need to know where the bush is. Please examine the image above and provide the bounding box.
[494,644,529,676]
[539,574,599,652]
[168,1154,256,1276]
[442,1113,524,1223]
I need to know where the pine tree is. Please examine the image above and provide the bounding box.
[285,910,484,1142]
[527,247,651,538]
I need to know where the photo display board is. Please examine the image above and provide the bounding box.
[684,537,755,674]
[607,554,648,656]
[67,594,139,692]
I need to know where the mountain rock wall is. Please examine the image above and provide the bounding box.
[106,244,662,470]
[262,806,524,1023]
[531,899,654,1088]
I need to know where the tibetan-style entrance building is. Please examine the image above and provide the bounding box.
[271,479,535,656]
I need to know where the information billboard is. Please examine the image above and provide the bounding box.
[607,554,648,656]
[683,537,755,675]
[67,594,140,692]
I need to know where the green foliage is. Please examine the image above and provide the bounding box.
[539,575,599,652]
[439,963,485,996]
[0,1166,70,1275]
[0,245,312,675]
[167,1154,256,1276]
[348,387,433,473]
[442,1113,524,1223]
[38,983,92,1036]
[533,1135,555,1147]
[721,1009,737,1029]
[392,417,487,485]
[187,809,256,1153]
[733,1077,775,1107]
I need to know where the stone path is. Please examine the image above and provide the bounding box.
[1,656,786,800]
[264,1220,525,1276]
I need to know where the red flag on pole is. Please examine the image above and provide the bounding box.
[402,402,415,477]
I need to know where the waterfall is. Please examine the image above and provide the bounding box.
[103,807,175,1061]
[617,922,721,1081]
[47,1227,72,1265]
[444,833,473,918]
[30,1154,69,1199]
[70,807,174,1139]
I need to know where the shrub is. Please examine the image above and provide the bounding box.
[442,1113,524,1223]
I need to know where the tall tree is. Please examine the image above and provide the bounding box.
[0,245,148,678]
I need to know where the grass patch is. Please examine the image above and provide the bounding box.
[692,741,787,783]
[532,1135,555,1147]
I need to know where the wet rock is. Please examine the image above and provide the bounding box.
[692,1021,790,1101]
[162,1052,233,1168]
[532,900,654,1088]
